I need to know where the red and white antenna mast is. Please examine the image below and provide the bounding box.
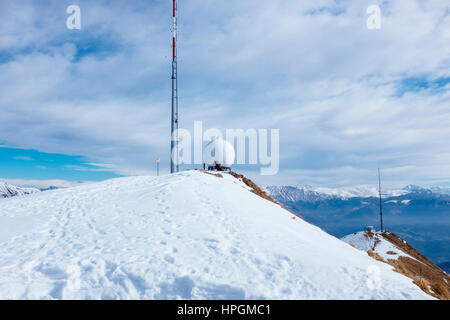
[170,0,179,173]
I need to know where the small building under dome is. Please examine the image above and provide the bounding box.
[203,137,235,171]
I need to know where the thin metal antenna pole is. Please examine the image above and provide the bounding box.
[170,0,179,173]
[378,168,384,232]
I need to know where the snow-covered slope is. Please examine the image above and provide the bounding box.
[266,185,408,202]
[342,231,450,299]
[0,171,432,299]
[342,231,415,261]
[0,182,40,199]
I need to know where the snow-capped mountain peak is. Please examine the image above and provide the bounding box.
[402,184,424,192]
[0,171,431,299]
[0,181,40,199]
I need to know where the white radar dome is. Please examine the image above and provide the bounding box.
[203,137,235,168]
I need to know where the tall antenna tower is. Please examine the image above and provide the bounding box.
[378,168,384,232]
[170,0,179,173]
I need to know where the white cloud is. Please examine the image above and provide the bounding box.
[0,0,449,187]
[13,156,33,161]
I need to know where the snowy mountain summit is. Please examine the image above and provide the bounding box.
[342,231,449,299]
[0,181,40,199]
[0,171,432,299]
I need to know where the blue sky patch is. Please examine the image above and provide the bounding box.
[396,75,450,96]
[0,146,121,181]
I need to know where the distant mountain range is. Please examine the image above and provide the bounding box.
[266,184,450,267]
[266,184,450,202]
[39,186,60,192]
[0,182,40,199]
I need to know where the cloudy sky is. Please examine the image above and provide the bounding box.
[0,0,449,188]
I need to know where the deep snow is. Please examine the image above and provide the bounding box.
[0,171,432,299]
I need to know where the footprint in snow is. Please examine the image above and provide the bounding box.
[164,255,175,264]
